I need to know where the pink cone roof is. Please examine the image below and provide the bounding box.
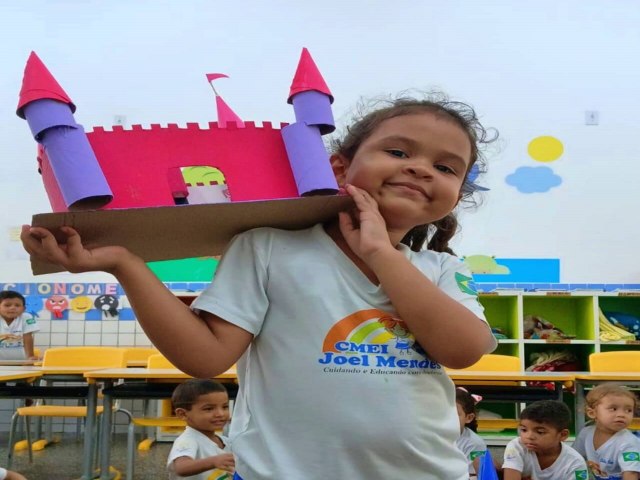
[287,48,333,104]
[17,51,76,118]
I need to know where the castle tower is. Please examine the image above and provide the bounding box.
[281,48,338,196]
[17,51,112,210]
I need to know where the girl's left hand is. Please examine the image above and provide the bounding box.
[338,184,394,262]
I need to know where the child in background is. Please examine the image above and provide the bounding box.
[167,379,235,480]
[0,291,39,360]
[455,387,488,477]
[573,383,640,479]
[503,400,588,480]
[22,93,498,479]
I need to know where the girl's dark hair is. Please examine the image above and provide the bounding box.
[456,387,479,432]
[171,379,228,411]
[330,93,497,254]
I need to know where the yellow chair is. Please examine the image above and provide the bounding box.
[460,354,521,372]
[454,354,523,431]
[588,351,640,429]
[123,347,159,367]
[589,351,640,372]
[6,346,128,468]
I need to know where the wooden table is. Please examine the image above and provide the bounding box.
[85,366,237,480]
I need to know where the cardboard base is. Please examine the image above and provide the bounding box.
[30,195,353,275]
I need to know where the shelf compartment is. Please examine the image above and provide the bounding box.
[524,343,595,371]
[480,294,519,339]
[522,296,595,340]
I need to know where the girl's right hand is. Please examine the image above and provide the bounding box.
[20,225,133,275]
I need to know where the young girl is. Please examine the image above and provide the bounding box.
[455,387,488,477]
[573,383,640,479]
[21,94,498,479]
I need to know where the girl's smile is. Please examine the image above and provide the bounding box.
[332,112,472,238]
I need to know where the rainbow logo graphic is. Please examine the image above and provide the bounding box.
[321,309,398,353]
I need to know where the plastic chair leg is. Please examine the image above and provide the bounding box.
[24,417,32,463]
[7,411,19,469]
[127,420,136,480]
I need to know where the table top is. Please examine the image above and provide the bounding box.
[575,372,640,381]
[84,366,238,380]
[447,370,576,382]
[0,359,41,366]
[0,369,43,382]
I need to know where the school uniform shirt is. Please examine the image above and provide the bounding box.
[502,438,588,480]
[0,314,39,360]
[192,224,493,480]
[167,426,232,480]
[455,427,487,475]
[0,467,7,480]
[573,425,640,479]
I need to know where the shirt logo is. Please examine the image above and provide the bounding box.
[622,451,640,462]
[470,450,485,460]
[574,470,588,480]
[455,272,478,296]
[26,317,36,325]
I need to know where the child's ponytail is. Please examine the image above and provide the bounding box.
[401,214,458,254]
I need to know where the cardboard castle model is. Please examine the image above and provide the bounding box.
[18,49,352,274]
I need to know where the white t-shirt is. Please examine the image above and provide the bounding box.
[167,426,232,480]
[192,224,491,479]
[573,425,640,479]
[0,314,39,360]
[502,437,588,480]
[0,467,7,480]
[455,427,487,474]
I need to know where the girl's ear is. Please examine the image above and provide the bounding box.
[465,412,476,425]
[586,407,597,420]
[330,154,349,186]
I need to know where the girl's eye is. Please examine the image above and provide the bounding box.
[386,149,408,158]
[436,165,456,174]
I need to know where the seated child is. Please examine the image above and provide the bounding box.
[455,387,489,477]
[0,291,39,360]
[167,379,235,480]
[0,467,27,480]
[503,400,588,480]
[573,383,640,480]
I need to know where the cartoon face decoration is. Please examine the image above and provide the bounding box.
[70,296,93,313]
[94,295,119,318]
[45,295,69,319]
[24,296,44,317]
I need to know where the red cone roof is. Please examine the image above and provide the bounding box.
[17,51,75,118]
[287,48,333,104]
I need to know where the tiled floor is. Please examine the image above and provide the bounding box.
[0,433,172,480]
[0,434,507,479]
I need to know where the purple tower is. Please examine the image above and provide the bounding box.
[17,52,112,210]
[281,48,338,196]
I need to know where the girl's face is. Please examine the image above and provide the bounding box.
[332,112,472,234]
[588,393,635,434]
[456,402,475,433]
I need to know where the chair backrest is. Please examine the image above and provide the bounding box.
[123,347,159,365]
[461,354,521,372]
[589,351,640,372]
[42,346,128,368]
[147,353,177,369]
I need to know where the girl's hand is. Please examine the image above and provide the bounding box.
[20,225,133,275]
[338,184,394,262]
[211,452,235,472]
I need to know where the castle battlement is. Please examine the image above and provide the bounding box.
[87,120,289,134]
[18,48,338,212]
